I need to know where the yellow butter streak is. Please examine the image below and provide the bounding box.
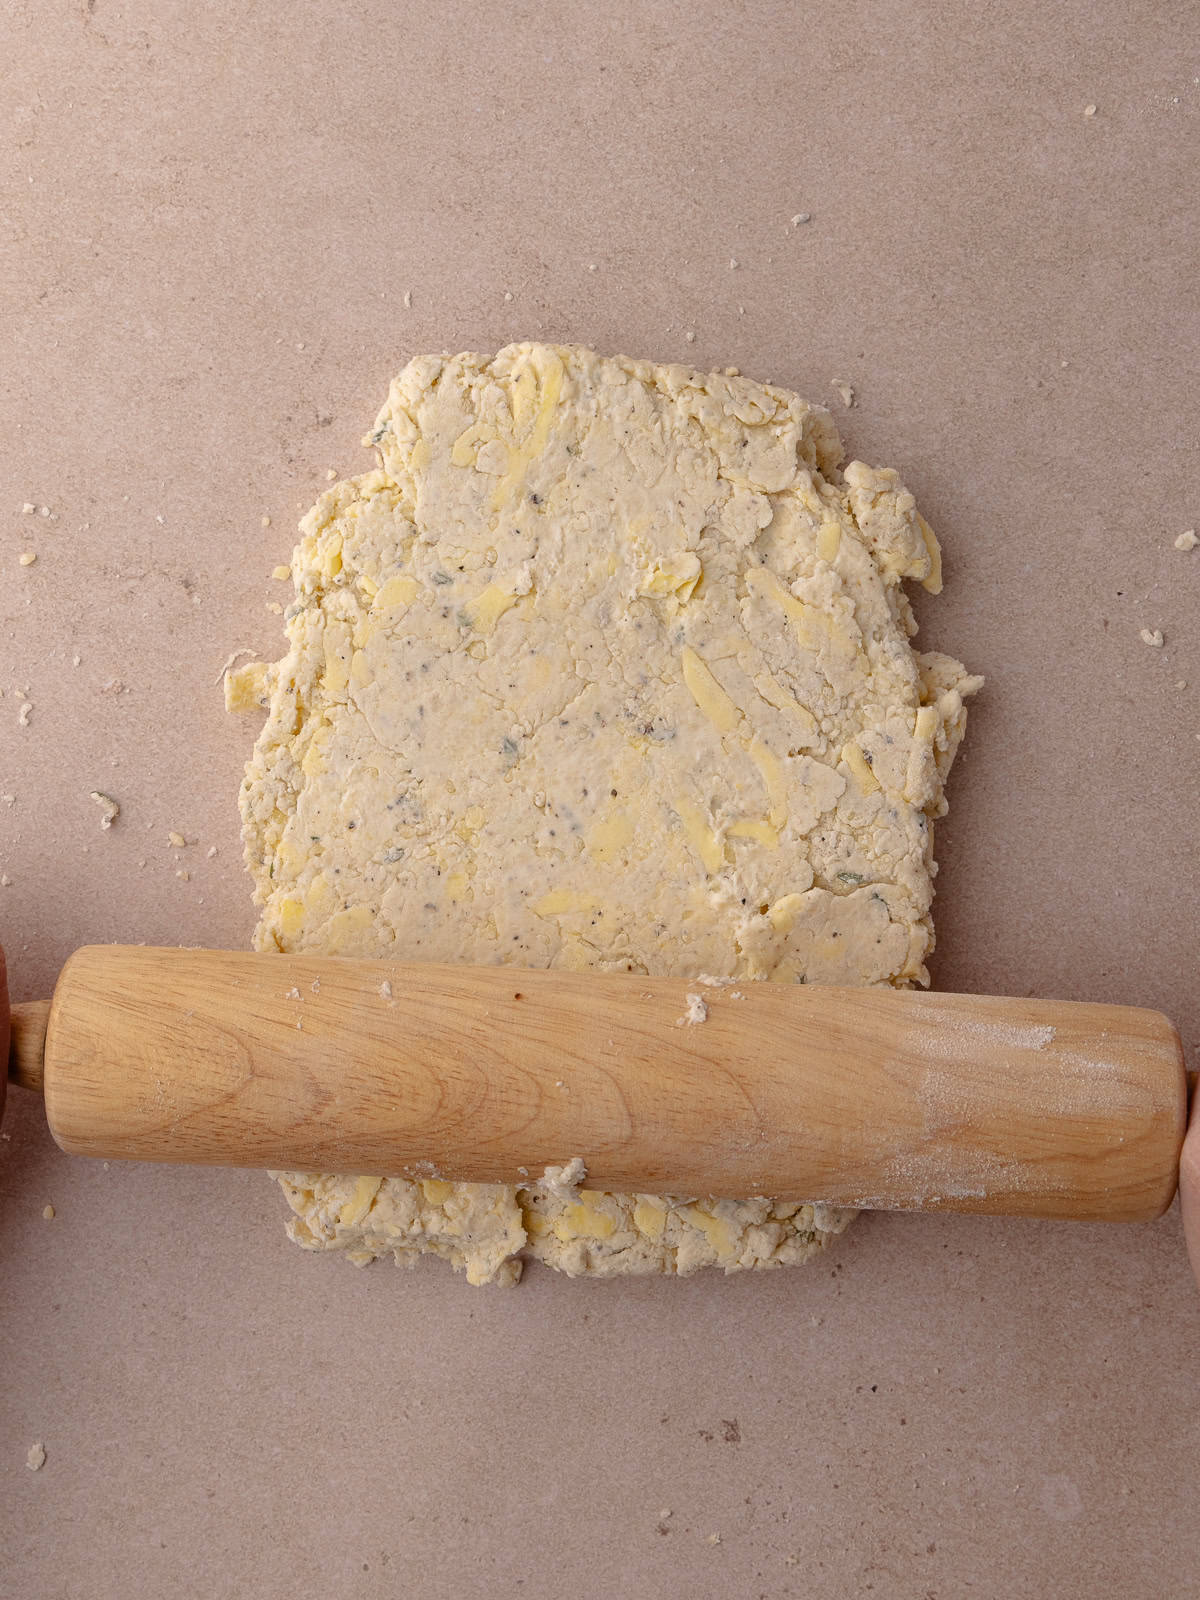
[766,893,806,934]
[841,742,880,793]
[633,1199,667,1239]
[492,348,565,510]
[746,566,868,672]
[640,550,702,601]
[679,1204,739,1261]
[224,661,267,714]
[322,634,350,695]
[339,1176,383,1227]
[465,583,520,634]
[817,521,842,562]
[680,645,790,856]
[681,646,741,735]
[317,538,343,579]
[450,423,488,468]
[751,668,819,740]
[553,1192,618,1241]
[916,514,943,594]
[445,868,472,903]
[373,575,418,611]
[747,737,788,829]
[532,888,602,917]
[451,351,565,511]
[588,810,635,864]
[727,818,779,847]
[321,904,376,953]
[674,795,725,875]
[301,720,332,777]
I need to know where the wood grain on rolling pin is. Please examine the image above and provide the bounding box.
[40,946,1186,1221]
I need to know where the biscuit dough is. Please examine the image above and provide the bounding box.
[233,343,980,1284]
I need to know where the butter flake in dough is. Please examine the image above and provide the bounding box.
[237,343,981,1284]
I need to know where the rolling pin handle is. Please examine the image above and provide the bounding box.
[7,1000,50,1095]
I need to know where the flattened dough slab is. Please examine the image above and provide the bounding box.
[232,343,980,1283]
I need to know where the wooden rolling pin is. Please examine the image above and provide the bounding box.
[2,944,1188,1220]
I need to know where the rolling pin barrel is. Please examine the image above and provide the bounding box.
[16,945,1189,1221]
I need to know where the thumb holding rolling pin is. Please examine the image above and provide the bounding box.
[0,945,9,1126]
[1181,1073,1200,1288]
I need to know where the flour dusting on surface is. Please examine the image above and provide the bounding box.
[677,993,709,1026]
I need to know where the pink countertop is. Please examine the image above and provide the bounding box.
[3,3,1197,1595]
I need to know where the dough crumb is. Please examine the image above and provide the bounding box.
[18,701,32,727]
[832,379,856,407]
[18,551,36,566]
[538,1157,587,1199]
[21,502,35,514]
[262,515,272,528]
[26,1443,46,1471]
[167,831,187,848]
[214,647,261,686]
[380,979,393,1002]
[1175,529,1198,550]
[1140,627,1165,648]
[402,289,412,308]
[42,1204,55,1220]
[685,330,696,343]
[285,987,301,1001]
[791,212,811,224]
[207,845,218,857]
[677,993,709,1026]
[90,791,120,830]
[176,869,191,882]
[1083,102,1097,117]
[325,468,338,481]
[311,977,321,994]
[706,1532,722,1546]
[0,874,11,887]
